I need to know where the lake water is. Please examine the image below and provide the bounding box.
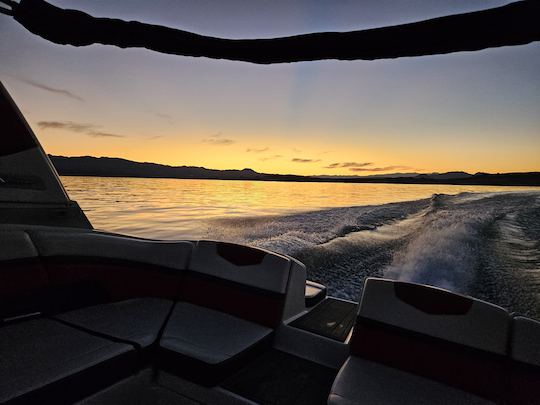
[62,176,540,319]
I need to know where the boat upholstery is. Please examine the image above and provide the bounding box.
[181,240,296,328]
[0,230,49,320]
[508,316,540,403]
[31,231,193,270]
[159,302,273,385]
[329,278,511,404]
[55,298,174,349]
[328,356,492,405]
[31,231,193,311]
[0,228,308,400]
[0,318,137,404]
[162,241,303,384]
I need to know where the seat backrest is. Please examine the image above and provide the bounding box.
[508,316,540,403]
[0,230,49,321]
[31,230,193,310]
[183,240,293,327]
[350,278,510,401]
[510,316,540,367]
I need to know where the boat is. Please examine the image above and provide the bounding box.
[1,1,540,404]
[1,78,539,405]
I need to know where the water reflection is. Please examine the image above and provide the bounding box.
[62,176,536,240]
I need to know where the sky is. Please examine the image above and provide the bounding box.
[1,0,539,176]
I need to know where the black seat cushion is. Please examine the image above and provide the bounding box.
[0,319,137,404]
[55,298,173,349]
[158,302,273,386]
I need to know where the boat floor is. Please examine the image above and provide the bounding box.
[222,349,336,405]
[77,349,337,405]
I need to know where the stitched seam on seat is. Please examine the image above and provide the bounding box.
[49,317,143,353]
[161,335,239,358]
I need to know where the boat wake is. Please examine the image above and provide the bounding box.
[206,191,540,319]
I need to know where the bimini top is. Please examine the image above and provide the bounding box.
[1,0,539,64]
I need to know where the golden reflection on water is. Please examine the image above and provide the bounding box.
[62,176,537,240]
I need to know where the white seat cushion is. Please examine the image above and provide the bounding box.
[160,302,272,365]
[56,298,173,348]
[328,357,493,405]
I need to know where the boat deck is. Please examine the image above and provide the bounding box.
[77,348,338,405]
[290,298,357,342]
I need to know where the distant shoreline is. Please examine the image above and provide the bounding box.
[58,173,540,188]
[51,155,540,187]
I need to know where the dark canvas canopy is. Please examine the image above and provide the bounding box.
[1,0,539,64]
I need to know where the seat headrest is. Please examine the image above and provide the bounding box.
[30,231,193,270]
[189,241,291,293]
[358,278,510,354]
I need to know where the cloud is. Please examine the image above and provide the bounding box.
[147,135,164,140]
[155,113,172,120]
[37,121,125,138]
[259,155,282,161]
[37,121,92,132]
[16,77,84,101]
[246,147,269,153]
[88,131,124,138]
[292,158,321,163]
[349,165,414,172]
[324,162,372,169]
[203,133,235,145]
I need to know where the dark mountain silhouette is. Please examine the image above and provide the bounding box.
[50,155,540,186]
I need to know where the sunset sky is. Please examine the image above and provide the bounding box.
[1,0,539,176]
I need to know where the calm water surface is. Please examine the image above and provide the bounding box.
[62,176,535,239]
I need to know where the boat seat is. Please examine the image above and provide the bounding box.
[0,318,137,404]
[508,316,540,403]
[328,357,492,405]
[0,230,50,322]
[180,240,295,328]
[30,231,192,310]
[157,241,294,385]
[55,298,174,349]
[159,302,273,386]
[328,278,510,404]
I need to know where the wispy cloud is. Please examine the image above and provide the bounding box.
[37,121,125,138]
[37,121,93,132]
[147,135,164,140]
[246,147,269,153]
[155,113,172,120]
[203,133,235,145]
[292,158,321,163]
[259,155,282,162]
[88,131,124,138]
[349,165,414,172]
[324,162,372,169]
[16,77,84,101]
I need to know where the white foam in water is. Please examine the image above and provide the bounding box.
[211,191,540,319]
